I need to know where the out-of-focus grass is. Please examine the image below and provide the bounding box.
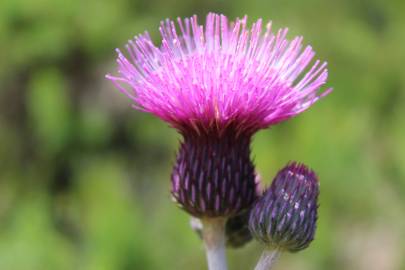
[0,0,404,269]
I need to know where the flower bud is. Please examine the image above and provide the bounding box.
[249,162,319,252]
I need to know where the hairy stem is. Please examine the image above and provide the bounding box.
[254,249,280,270]
[201,218,228,270]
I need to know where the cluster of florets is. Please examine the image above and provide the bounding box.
[107,13,331,135]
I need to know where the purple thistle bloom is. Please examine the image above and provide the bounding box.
[106,13,330,218]
[248,162,319,252]
[107,13,330,133]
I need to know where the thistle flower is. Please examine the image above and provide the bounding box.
[106,13,330,218]
[249,162,319,252]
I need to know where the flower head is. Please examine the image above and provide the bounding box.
[107,13,330,219]
[107,13,331,136]
[248,162,319,252]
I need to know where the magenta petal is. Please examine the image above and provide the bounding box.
[107,13,331,134]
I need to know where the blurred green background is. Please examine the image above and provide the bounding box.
[1,0,404,269]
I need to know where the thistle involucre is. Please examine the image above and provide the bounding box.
[107,13,330,218]
[249,162,319,252]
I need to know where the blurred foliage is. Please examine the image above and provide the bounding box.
[0,0,404,269]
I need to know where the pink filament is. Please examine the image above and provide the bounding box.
[106,13,331,134]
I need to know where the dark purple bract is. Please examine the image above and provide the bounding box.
[249,162,319,252]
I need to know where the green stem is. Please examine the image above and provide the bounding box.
[254,249,280,270]
[201,218,228,270]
